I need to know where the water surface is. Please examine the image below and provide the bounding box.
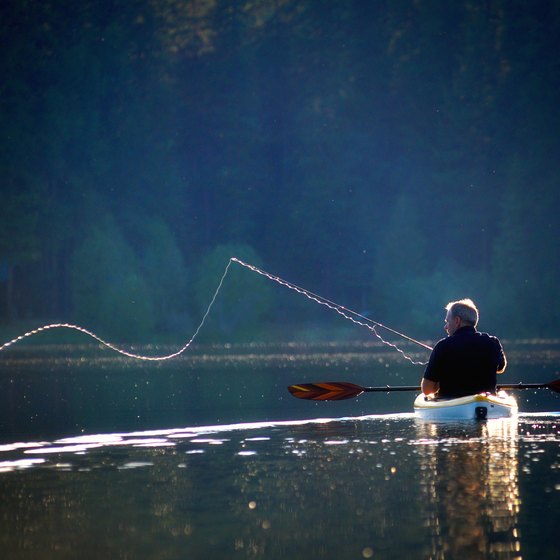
[1,414,560,559]
[1,341,559,559]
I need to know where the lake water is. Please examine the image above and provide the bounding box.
[1,340,559,559]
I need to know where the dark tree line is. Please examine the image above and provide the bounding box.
[1,0,559,341]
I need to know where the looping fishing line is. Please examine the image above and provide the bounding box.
[0,260,234,361]
[230,259,430,365]
[0,257,429,365]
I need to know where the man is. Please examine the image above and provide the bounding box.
[421,299,507,398]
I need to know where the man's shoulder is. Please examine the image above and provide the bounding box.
[475,331,502,344]
[432,336,452,351]
[433,336,448,346]
[433,330,501,348]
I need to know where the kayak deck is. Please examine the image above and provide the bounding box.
[414,391,518,420]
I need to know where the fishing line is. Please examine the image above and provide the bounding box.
[231,258,430,364]
[0,257,430,364]
[0,260,234,361]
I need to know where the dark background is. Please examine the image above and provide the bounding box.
[1,0,559,343]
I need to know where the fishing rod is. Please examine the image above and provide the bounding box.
[231,258,433,351]
[287,379,560,401]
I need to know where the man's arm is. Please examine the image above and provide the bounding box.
[495,338,507,374]
[421,377,439,396]
[497,353,507,374]
[422,341,442,395]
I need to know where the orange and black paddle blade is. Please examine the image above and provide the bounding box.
[287,381,365,401]
[547,378,560,393]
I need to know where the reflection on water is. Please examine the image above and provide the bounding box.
[1,343,559,558]
[1,414,559,559]
[1,340,559,441]
[415,419,521,559]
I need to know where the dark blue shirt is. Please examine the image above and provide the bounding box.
[423,326,506,397]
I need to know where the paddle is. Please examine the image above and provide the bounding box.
[287,379,560,401]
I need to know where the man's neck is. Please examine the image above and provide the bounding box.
[455,323,476,333]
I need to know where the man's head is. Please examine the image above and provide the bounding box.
[444,299,479,336]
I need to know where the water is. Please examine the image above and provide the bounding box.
[1,341,559,559]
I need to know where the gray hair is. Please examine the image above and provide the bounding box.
[445,299,479,327]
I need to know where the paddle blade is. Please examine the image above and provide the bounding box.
[287,381,365,401]
[547,378,560,393]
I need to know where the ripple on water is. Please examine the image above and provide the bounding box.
[0,413,558,473]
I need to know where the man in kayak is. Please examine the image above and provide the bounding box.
[421,299,507,398]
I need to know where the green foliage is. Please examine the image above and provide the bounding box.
[193,244,273,339]
[374,260,488,340]
[0,176,40,264]
[2,0,560,339]
[137,219,191,334]
[375,194,429,281]
[490,159,560,336]
[71,216,194,341]
[71,218,155,341]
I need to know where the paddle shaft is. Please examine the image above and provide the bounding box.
[287,378,560,401]
[362,382,555,393]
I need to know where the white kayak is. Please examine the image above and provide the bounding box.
[414,391,518,420]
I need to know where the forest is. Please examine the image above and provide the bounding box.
[1,0,559,342]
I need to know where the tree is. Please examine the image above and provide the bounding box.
[0,174,40,320]
[71,217,155,341]
[490,160,560,336]
[138,219,191,335]
[192,244,273,339]
[371,193,429,328]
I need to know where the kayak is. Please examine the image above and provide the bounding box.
[413,391,518,421]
